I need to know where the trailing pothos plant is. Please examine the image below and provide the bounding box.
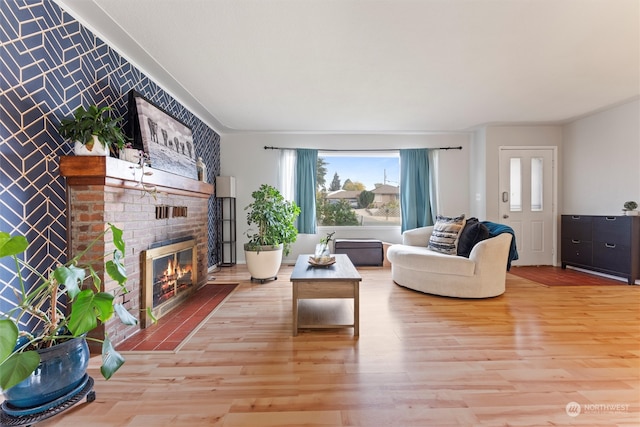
[0,223,143,392]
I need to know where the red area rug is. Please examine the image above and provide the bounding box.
[118,283,238,352]
[509,266,627,286]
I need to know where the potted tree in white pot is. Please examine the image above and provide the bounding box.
[57,105,128,156]
[244,184,300,283]
[0,224,140,412]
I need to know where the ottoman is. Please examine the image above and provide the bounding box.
[334,239,384,266]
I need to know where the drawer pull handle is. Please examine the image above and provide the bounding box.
[605,243,616,248]
[571,239,581,244]
[571,216,581,219]
[605,217,616,221]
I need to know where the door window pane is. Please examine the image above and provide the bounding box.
[510,158,522,212]
[531,157,543,211]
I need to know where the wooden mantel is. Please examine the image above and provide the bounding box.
[59,156,214,198]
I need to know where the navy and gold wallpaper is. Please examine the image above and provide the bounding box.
[0,0,221,314]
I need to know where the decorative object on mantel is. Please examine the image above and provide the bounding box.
[244,184,300,283]
[623,201,638,216]
[0,224,143,413]
[57,105,128,156]
[126,151,157,199]
[196,157,207,182]
[128,90,197,180]
[119,143,144,163]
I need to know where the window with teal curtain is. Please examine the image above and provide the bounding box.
[400,149,433,232]
[295,149,318,234]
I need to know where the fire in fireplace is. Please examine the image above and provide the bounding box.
[142,238,197,327]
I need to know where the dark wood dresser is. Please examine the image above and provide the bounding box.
[561,215,640,284]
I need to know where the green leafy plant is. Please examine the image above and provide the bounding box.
[314,231,336,260]
[358,190,375,209]
[623,201,638,211]
[244,184,301,256]
[320,231,336,246]
[317,199,360,226]
[316,231,336,253]
[58,105,128,153]
[0,224,138,392]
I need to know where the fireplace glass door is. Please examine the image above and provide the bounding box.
[142,239,197,326]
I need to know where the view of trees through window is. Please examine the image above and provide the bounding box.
[316,153,401,226]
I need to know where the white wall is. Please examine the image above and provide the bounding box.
[220,132,471,263]
[562,99,640,215]
[218,101,638,266]
[469,127,487,218]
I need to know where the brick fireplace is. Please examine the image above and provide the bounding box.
[60,156,213,349]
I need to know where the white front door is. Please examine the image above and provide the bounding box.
[499,147,556,266]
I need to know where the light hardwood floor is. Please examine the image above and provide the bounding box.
[37,265,639,426]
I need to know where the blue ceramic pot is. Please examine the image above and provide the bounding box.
[3,336,90,408]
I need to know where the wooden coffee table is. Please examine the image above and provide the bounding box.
[290,254,362,336]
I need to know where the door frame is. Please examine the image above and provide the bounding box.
[498,146,559,266]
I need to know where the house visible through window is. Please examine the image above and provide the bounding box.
[316,152,401,226]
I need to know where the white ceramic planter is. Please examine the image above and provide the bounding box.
[244,244,283,282]
[74,135,108,156]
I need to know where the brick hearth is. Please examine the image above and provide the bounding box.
[60,156,213,349]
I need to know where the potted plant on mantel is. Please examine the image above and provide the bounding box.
[57,105,128,156]
[0,223,140,411]
[244,184,300,283]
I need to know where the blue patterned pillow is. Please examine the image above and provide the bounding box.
[428,214,467,255]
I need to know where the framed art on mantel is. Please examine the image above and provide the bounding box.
[128,90,197,179]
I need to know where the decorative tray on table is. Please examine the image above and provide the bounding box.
[308,256,336,267]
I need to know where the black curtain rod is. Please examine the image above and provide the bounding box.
[264,146,462,152]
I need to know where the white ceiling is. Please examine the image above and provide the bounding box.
[56,0,639,134]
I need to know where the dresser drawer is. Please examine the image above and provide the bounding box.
[561,239,592,266]
[561,215,639,284]
[593,242,631,274]
[561,215,593,241]
[592,216,631,246]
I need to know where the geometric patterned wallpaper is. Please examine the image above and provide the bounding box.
[0,0,221,318]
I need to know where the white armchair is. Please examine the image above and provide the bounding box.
[387,226,512,298]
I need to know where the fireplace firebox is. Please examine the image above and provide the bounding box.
[142,239,197,327]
